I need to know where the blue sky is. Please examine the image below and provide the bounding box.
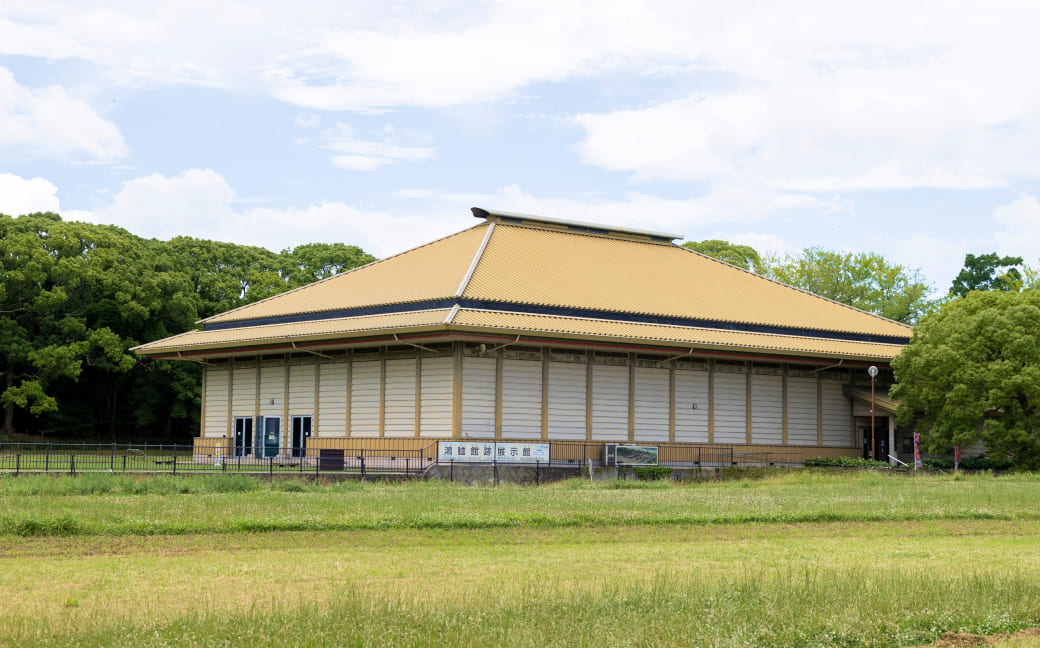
[2,1,1040,294]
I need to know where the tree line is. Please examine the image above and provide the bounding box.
[0,212,374,442]
[684,240,1040,467]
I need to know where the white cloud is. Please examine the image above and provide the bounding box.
[885,232,968,295]
[323,123,435,170]
[994,195,1040,266]
[95,169,238,241]
[0,66,128,162]
[83,168,459,256]
[7,2,1040,194]
[718,232,797,258]
[0,173,60,215]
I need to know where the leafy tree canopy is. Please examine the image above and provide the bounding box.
[0,213,376,441]
[681,239,762,271]
[949,253,1023,297]
[758,248,933,324]
[891,290,1040,468]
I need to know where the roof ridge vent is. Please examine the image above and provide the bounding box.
[471,207,683,243]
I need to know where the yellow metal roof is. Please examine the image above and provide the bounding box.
[202,225,488,324]
[134,309,452,355]
[137,208,913,360]
[450,309,904,360]
[462,223,910,338]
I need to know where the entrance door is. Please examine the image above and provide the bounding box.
[861,425,889,461]
[262,417,281,458]
[291,416,311,458]
[234,417,253,457]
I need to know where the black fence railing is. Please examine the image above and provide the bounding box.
[0,442,807,477]
[0,443,435,477]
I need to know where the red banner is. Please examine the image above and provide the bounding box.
[913,433,922,469]
[954,444,961,471]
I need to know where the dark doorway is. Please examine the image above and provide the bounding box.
[861,423,889,461]
[234,417,253,457]
[291,415,311,458]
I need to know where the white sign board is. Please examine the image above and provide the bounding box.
[438,441,550,464]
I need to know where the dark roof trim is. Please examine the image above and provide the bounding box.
[202,298,910,346]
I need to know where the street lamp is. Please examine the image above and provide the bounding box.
[867,366,879,460]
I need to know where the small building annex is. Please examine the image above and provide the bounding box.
[133,208,911,464]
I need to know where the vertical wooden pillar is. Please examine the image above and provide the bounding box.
[816,373,824,447]
[781,365,789,445]
[452,342,463,438]
[200,366,208,438]
[378,349,387,438]
[628,354,636,443]
[668,360,676,443]
[226,359,234,439]
[282,355,290,454]
[707,358,715,443]
[585,350,594,442]
[495,349,504,440]
[253,359,261,421]
[344,350,352,438]
[414,354,422,438]
[745,361,753,445]
[541,347,549,441]
[312,357,321,438]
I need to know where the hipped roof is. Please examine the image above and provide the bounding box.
[134,208,911,362]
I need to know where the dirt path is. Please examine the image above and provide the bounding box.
[924,628,1040,647]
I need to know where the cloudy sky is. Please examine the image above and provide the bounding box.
[3,1,1040,292]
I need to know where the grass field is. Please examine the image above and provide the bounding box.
[1,470,1038,647]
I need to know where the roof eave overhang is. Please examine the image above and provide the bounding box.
[136,317,903,367]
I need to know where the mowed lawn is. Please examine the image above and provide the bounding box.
[1,471,1039,647]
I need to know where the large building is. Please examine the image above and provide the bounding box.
[133,208,911,464]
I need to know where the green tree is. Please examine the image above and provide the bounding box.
[759,248,932,324]
[0,214,197,437]
[681,240,761,271]
[281,243,376,286]
[165,237,287,317]
[891,290,1040,468]
[949,253,1023,297]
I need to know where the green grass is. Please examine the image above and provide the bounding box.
[1,470,1038,537]
[0,471,1038,646]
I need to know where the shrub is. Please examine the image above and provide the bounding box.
[633,466,673,481]
[804,456,890,468]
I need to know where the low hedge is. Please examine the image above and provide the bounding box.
[804,456,891,468]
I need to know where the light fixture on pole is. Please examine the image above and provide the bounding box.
[867,366,879,460]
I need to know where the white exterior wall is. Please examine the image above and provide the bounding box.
[419,356,453,437]
[786,375,818,445]
[383,358,416,437]
[674,366,709,443]
[350,359,381,437]
[203,368,229,437]
[462,356,496,438]
[821,377,851,446]
[258,361,283,417]
[231,362,256,416]
[501,358,542,439]
[547,360,586,440]
[288,360,315,414]
[634,366,670,442]
[713,368,747,444]
[750,372,783,444]
[591,364,629,441]
[317,362,348,436]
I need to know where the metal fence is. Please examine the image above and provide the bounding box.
[0,441,806,477]
[0,443,436,477]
